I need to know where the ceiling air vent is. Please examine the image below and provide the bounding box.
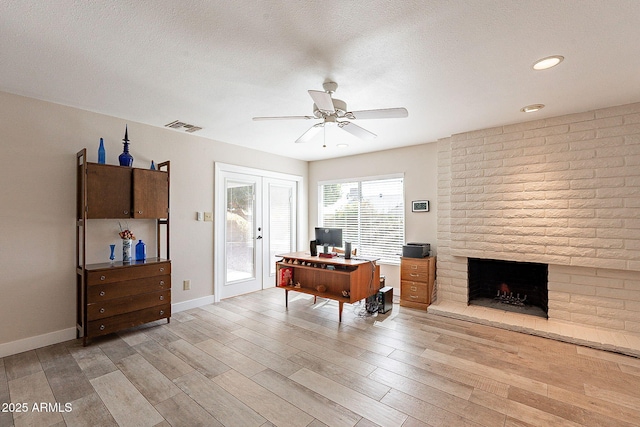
[165,120,203,133]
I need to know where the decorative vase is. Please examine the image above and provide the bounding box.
[118,125,134,167]
[109,244,116,263]
[150,160,155,170]
[98,137,106,164]
[122,239,132,262]
[135,239,146,261]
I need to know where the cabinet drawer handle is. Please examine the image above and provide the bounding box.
[138,210,143,214]
[123,210,129,215]
[160,268,164,272]
[411,265,418,269]
[160,280,165,286]
[410,273,419,277]
[411,286,417,291]
[159,310,164,316]
[410,295,418,299]
[159,295,164,301]
[100,275,106,281]
[99,308,105,314]
[99,325,105,331]
[99,291,105,297]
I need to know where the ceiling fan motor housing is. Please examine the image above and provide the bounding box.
[313,98,347,118]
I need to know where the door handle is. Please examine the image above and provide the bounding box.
[256,236,263,239]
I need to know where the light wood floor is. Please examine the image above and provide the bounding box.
[2,287,640,427]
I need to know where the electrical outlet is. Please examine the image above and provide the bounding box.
[183,280,191,290]
[204,212,213,222]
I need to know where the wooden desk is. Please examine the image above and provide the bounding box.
[275,251,380,322]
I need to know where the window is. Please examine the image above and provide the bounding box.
[318,175,404,264]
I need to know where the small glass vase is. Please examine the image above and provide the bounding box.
[122,239,133,263]
[135,239,146,261]
[109,244,116,263]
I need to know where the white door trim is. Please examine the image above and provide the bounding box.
[214,162,303,302]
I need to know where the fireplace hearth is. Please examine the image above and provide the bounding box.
[468,258,548,318]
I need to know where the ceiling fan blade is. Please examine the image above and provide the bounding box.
[308,90,335,114]
[295,123,323,143]
[347,107,408,120]
[338,121,377,140]
[252,115,315,121]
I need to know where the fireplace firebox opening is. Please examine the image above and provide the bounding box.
[468,258,548,318]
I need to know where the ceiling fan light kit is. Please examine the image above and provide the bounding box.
[253,81,408,146]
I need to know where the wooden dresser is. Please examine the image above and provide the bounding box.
[83,258,171,339]
[400,256,436,310]
[76,149,171,345]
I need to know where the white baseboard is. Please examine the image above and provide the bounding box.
[0,327,77,358]
[172,295,215,313]
[0,295,215,358]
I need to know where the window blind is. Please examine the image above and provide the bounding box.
[319,176,404,264]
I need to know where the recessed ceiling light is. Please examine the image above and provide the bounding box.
[336,143,349,149]
[520,104,545,113]
[532,55,564,70]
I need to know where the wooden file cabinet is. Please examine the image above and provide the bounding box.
[400,256,436,310]
[81,259,171,342]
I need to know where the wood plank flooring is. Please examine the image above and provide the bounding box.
[2,287,640,427]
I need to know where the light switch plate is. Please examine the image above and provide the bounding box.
[196,212,203,221]
[204,212,213,222]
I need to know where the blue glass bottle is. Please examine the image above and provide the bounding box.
[118,125,134,167]
[135,239,146,261]
[150,160,156,170]
[98,138,106,164]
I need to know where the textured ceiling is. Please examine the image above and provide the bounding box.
[1,1,639,161]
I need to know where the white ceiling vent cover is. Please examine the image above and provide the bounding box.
[165,120,203,133]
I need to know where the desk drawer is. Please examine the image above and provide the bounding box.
[87,304,171,337]
[87,262,171,285]
[401,263,430,282]
[87,289,170,320]
[401,281,428,304]
[87,275,170,302]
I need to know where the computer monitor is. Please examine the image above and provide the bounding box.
[314,227,343,249]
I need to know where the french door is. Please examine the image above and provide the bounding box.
[214,164,299,301]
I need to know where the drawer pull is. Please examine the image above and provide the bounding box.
[138,210,143,214]
[99,325,105,331]
[100,275,106,281]
[159,295,164,301]
[159,310,165,315]
[411,286,417,291]
[411,265,418,269]
[160,268,165,272]
[99,291,105,297]
[160,280,165,286]
[410,295,418,299]
[123,210,129,215]
[410,273,419,277]
[99,308,105,314]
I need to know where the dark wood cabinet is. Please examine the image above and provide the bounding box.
[76,149,170,345]
[82,162,169,219]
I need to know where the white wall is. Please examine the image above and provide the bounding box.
[0,91,307,354]
[308,143,439,289]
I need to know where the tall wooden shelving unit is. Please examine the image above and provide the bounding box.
[76,148,171,345]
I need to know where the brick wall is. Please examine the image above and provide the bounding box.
[448,103,640,270]
[436,102,640,335]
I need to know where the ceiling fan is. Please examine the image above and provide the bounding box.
[252,81,408,145]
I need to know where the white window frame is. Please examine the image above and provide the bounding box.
[318,173,405,265]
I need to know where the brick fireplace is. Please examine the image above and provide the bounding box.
[431,102,640,357]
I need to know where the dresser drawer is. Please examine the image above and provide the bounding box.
[401,281,428,304]
[87,262,171,285]
[87,289,170,320]
[87,275,170,302]
[401,261,430,282]
[87,304,171,337]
